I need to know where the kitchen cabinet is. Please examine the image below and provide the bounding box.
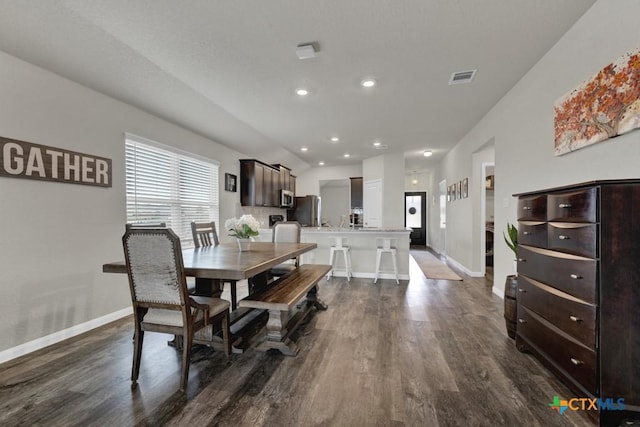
[240,160,280,207]
[515,180,640,426]
[350,177,363,208]
[273,164,295,193]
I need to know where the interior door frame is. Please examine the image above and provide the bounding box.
[439,179,447,256]
[404,191,427,246]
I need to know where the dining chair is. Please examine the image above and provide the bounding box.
[190,221,238,309]
[270,221,302,277]
[191,221,220,247]
[122,227,231,392]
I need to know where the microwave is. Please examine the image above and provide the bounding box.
[280,189,294,208]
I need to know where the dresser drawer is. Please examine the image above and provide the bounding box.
[517,306,597,394]
[518,195,547,221]
[547,223,598,258]
[547,188,597,223]
[519,221,547,248]
[517,245,597,304]
[518,276,596,348]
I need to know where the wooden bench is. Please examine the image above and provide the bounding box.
[239,264,331,356]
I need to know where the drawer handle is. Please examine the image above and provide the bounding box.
[558,203,572,208]
[569,315,581,322]
[517,258,526,262]
[558,235,570,240]
[518,288,526,293]
[522,206,532,210]
[518,318,527,324]
[570,358,584,366]
[523,231,531,235]
[570,274,582,280]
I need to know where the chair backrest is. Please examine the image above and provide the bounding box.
[191,221,220,247]
[122,227,188,308]
[272,221,301,243]
[126,222,167,231]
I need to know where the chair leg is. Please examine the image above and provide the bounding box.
[131,328,144,386]
[180,332,193,392]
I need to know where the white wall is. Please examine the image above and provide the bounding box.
[295,164,363,197]
[319,185,350,227]
[363,153,405,227]
[438,0,640,295]
[0,50,246,358]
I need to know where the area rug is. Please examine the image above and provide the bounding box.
[411,250,463,281]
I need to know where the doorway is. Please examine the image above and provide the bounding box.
[405,192,426,246]
[439,179,447,255]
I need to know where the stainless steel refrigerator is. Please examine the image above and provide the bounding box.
[288,195,321,227]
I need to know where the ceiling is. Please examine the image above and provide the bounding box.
[0,1,596,175]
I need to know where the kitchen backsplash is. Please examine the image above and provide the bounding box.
[236,205,287,229]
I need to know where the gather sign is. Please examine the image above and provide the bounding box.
[0,136,112,188]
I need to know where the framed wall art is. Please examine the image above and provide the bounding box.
[554,47,640,155]
[225,173,237,192]
[462,178,468,198]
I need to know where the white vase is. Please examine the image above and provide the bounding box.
[237,238,252,252]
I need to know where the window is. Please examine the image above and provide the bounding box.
[125,134,219,247]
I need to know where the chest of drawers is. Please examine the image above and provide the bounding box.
[515,180,640,426]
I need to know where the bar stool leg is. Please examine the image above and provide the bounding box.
[343,249,351,282]
[391,249,399,284]
[328,247,335,280]
[374,249,382,283]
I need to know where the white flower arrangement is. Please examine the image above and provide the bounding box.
[225,214,260,239]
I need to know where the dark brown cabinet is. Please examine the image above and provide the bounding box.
[240,160,280,207]
[350,177,363,208]
[515,180,640,426]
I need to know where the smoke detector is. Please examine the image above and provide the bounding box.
[296,43,317,60]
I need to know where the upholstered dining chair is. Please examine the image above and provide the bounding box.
[190,221,238,309]
[122,227,230,392]
[270,221,302,277]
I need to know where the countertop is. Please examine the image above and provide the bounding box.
[261,227,411,233]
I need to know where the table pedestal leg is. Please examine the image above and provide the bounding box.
[306,285,328,311]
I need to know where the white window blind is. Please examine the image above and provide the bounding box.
[125,134,219,247]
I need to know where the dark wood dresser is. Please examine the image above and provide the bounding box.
[515,180,640,426]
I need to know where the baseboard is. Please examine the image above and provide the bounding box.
[445,256,483,277]
[492,286,504,299]
[326,272,410,281]
[0,307,132,364]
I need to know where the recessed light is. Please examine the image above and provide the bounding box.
[330,137,339,142]
[343,153,350,158]
[300,147,308,152]
[296,88,309,96]
[373,141,381,147]
[319,161,325,166]
[361,78,376,88]
[423,150,433,157]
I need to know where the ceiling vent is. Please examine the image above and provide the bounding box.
[448,69,477,85]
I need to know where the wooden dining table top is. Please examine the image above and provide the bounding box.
[102,241,317,281]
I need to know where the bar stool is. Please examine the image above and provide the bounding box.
[374,237,399,284]
[327,236,352,281]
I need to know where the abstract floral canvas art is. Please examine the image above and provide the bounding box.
[554,47,640,155]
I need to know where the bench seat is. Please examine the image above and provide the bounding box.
[239,264,330,355]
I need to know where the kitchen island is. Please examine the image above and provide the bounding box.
[259,227,411,281]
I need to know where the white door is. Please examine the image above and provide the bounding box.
[439,179,447,255]
[363,179,382,227]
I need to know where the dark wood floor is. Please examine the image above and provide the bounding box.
[0,251,593,426]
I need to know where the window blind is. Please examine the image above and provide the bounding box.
[125,135,219,247]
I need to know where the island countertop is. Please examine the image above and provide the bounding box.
[258,227,411,281]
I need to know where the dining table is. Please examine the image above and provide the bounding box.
[102,241,318,352]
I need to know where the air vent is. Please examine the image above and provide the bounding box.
[449,69,477,85]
